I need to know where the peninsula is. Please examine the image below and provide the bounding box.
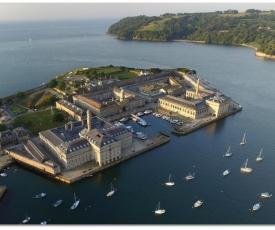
[0,66,242,183]
[107,9,275,60]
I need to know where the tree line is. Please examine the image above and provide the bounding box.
[107,10,275,55]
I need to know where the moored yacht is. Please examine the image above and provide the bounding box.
[193,200,203,208]
[261,192,272,198]
[240,159,252,173]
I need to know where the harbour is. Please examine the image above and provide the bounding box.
[0,19,275,224]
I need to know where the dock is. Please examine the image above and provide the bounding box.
[0,186,7,199]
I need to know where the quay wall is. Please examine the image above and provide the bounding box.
[173,107,242,135]
[55,133,170,184]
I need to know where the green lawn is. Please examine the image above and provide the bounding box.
[13,109,68,136]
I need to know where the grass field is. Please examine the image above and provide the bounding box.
[56,66,139,81]
[13,109,68,135]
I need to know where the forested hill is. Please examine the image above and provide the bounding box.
[107,10,275,56]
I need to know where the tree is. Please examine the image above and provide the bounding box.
[52,112,64,122]
[57,81,66,91]
[16,92,25,98]
[0,124,7,132]
[48,79,58,88]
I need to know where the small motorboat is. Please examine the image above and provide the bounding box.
[260,192,272,198]
[252,202,261,211]
[223,169,230,176]
[0,172,7,177]
[35,193,46,199]
[194,200,203,208]
[40,221,47,225]
[53,199,63,207]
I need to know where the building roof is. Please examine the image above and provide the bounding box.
[24,139,49,163]
[56,100,85,116]
[82,129,119,148]
[59,138,91,154]
[160,95,208,111]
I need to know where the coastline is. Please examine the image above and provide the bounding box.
[173,39,275,60]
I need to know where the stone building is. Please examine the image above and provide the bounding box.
[56,100,86,121]
[39,112,133,169]
[72,87,145,117]
[0,127,29,149]
[158,77,231,119]
[6,140,61,175]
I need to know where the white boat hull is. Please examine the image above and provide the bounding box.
[194,200,203,208]
[261,193,272,198]
[71,200,80,210]
[107,190,115,197]
[165,182,175,186]
[253,203,261,211]
[223,170,230,176]
[155,209,165,214]
[240,168,252,173]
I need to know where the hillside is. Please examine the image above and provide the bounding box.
[107,10,275,57]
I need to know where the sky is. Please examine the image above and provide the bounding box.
[0,1,274,21]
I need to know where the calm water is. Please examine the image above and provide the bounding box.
[1,19,275,225]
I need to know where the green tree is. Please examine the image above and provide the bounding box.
[52,112,64,122]
[57,81,66,91]
[16,92,25,98]
[0,124,7,132]
[48,79,58,88]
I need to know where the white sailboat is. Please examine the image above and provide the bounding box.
[165,174,175,186]
[240,133,246,145]
[256,148,263,162]
[224,146,233,157]
[22,213,31,224]
[185,172,195,180]
[106,182,116,197]
[154,202,165,214]
[70,193,80,210]
[240,158,252,173]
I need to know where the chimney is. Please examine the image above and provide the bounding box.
[195,79,200,95]
[120,88,125,102]
[71,122,74,130]
[65,124,68,131]
[87,110,91,131]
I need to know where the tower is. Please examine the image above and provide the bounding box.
[87,110,91,131]
[120,88,125,102]
[195,79,200,95]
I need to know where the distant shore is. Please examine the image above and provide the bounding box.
[173,39,275,60]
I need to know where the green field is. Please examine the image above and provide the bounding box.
[56,66,139,81]
[13,109,68,136]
